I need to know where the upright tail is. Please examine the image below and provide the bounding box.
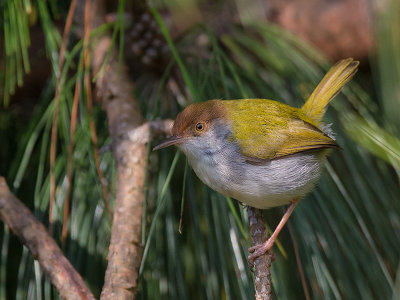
[301,58,359,123]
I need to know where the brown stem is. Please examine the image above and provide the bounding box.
[247,206,273,300]
[96,38,145,300]
[49,0,78,233]
[81,0,147,298]
[83,0,113,221]
[0,177,95,300]
[62,80,81,244]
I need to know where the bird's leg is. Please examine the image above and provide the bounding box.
[248,197,301,268]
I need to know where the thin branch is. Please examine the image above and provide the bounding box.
[98,120,173,154]
[83,0,113,220]
[247,206,273,300]
[127,120,174,145]
[0,177,95,300]
[50,0,78,232]
[62,80,81,243]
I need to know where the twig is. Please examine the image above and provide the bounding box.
[98,119,173,154]
[83,0,113,220]
[62,80,81,244]
[49,0,77,233]
[0,177,95,300]
[127,119,174,145]
[247,206,273,300]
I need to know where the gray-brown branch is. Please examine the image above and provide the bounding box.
[0,177,96,300]
[84,0,171,298]
[92,26,145,300]
[247,206,273,300]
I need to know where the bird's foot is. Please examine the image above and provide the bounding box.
[247,238,275,270]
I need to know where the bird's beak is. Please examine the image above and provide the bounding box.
[153,136,186,151]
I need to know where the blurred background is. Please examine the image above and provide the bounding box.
[1,0,399,299]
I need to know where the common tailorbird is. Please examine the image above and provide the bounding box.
[154,58,359,267]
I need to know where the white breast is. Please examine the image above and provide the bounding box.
[179,124,326,209]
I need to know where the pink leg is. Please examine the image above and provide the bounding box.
[248,198,301,268]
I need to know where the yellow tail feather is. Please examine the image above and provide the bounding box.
[302,58,359,123]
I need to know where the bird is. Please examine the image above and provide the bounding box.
[153,58,359,267]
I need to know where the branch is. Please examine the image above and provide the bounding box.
[82,1,168,298]
[96,42,145,300]
[0,177,95,300]
[247,206,273,300]
[127,120,174,145]
[94,31,144,300]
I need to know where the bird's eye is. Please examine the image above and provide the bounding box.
[195,122,204,132]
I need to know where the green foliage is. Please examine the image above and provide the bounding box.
[1,0,31,106]
[1,1,400,300]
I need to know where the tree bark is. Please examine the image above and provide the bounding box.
[247,206,273,300]
[85,0,147,298]
[0,177,95,300]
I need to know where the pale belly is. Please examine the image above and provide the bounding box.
[184,148,325,209]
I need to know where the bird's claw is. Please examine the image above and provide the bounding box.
[247,240,274,270]
[248,244,262,253]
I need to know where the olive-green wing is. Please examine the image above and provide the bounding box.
[225,99,338,161]
[272,118,338,158]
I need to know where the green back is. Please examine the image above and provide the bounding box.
[224,99,337,160]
